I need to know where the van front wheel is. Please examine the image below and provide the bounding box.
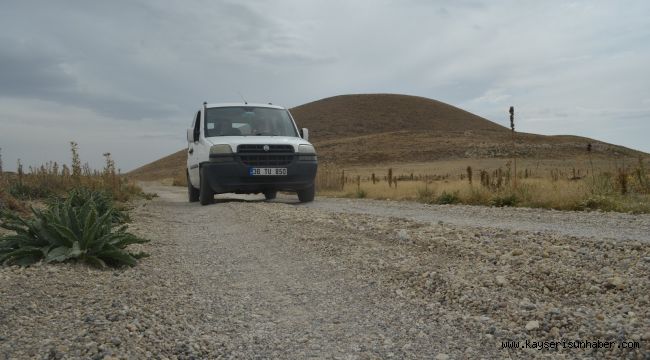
[199,167,214,205]
[297,184,315,203]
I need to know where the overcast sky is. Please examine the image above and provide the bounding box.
[1,0,649,172]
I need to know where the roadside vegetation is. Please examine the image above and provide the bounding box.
[0,142,146,204]
[0,188,148,267]
[316,157,650,214]
[0,143,151,267]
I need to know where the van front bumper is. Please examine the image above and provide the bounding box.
[200,158,317,194]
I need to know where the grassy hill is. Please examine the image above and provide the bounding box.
[128,94,645,181]
[128,150,186,181]
[290,94,507,140]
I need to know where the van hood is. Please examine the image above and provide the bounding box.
[204,136,312,153]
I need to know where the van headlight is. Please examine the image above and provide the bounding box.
[298,144,317,161]
[209,144,233,162]
[210,144,232,155]
[298,144,316,154]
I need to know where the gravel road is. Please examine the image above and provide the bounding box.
[305,198,650,242]
[1,185,648,359]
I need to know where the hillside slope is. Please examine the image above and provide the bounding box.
[129,150,186,181]
[128,94,645,180]
[290,94,507,141]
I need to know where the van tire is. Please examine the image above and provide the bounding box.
[188,171,199,202]
[297,184,315,203]
[199,167,214,205]
[264,191,277,200]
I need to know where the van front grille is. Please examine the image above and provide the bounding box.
[237,144,294,153]
[239,155,294,166]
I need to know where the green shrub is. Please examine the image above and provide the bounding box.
[588,173,616,195]
[0,191,148,268]
[466,187,490,205]
[575,195,619,212]
[9,183,52,200]
[491,193,518,207]
[436,191,460,205]
[0,190,24,213]
[355,189,367,198]
[141,192,158,200]
[47,187,130,224]
[416,186,436,204]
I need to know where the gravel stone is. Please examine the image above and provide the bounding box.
[605,276,626,290]
[395,229,410,242]
[525,321,540,331]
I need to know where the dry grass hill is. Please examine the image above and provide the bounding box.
[128,94,645,181]
[290,94,507,140]
[128,150,187,182]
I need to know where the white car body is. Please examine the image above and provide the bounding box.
[185,102,318,205]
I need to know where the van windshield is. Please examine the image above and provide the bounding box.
[204,107,298,137]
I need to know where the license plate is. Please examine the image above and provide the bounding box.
[249,167,287,176]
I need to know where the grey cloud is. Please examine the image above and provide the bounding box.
[205,2,334,66]
[0,0,333,121]
[0,38,75,97]
[0,37,179,120]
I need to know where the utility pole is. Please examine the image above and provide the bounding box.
[510,106,517,188]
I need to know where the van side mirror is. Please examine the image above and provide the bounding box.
[300,128,309,141]
[187,128,196,143]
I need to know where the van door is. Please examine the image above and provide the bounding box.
[187,110,201,187]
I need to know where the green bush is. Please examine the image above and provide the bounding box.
[416,186,436,204]
[355,189,367,198]
[141,192,158,200]
[0,190,24,213]
[0,190,147,268]
[9,183,52,200]
[436,191,460,205]
[48,187,130,224]
[575,195,619,212]
[571,194,650,213]
[588,173,616,196]
[490,193,519,207]
[466,187,490,205]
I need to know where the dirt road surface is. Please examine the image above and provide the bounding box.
[1,185,648,359]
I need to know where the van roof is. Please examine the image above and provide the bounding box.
[203,102,285,110]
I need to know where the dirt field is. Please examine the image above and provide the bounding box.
[1,185,648,359]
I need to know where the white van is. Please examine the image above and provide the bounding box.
[186,102,318,205]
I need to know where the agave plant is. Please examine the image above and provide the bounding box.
[46,187,130,224]
[0,192,148,268]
